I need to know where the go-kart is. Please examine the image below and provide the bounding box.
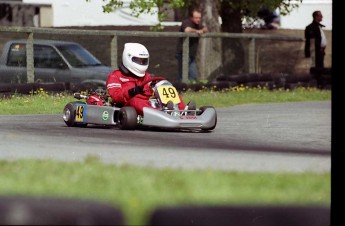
[62,77,217,131]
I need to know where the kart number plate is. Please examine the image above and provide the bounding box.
[75,105,85,122]
[157,85,180,104]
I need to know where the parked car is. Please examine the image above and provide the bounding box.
[0,39,114,93]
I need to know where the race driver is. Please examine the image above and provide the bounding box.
[106,43,194,116]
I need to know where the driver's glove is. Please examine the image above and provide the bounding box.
[128,85,144,97]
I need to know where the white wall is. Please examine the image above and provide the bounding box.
[23,0,159,27]
[279,0,332,30]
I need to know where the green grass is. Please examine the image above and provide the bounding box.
[0,87,331,225]
[184,85,331,107]
[0,86,331,115]
[0,158,330,225]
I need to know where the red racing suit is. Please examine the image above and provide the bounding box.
[106,69,186,116]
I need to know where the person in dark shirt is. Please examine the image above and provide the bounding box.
[175,8,208,82]
[257,8,279,29]
[304,10,328,88]
[305,10,327,69]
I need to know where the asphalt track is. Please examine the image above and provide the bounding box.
[0,101,331,173]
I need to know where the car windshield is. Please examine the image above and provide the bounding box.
[56,44,102,67]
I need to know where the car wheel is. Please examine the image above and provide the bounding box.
[118,106,137,130]
[199,106,217,131]
[62,102,88,127]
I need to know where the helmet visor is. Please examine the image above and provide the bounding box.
[132,57,148,65]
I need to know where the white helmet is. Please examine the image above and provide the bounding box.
[122,43,149,77]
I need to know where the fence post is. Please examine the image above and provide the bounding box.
[248,38,256,73]
[182,37,189,83]
[110,35,117,69]
[26,32,34,83]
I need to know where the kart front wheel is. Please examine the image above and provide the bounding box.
[118,106,138,130]
[62,102,87,127]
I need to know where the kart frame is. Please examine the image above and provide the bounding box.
[63,101,217,131]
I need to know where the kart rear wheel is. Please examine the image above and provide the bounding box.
[199,106,217,131]
[118,106,137,130]
[62,102,88,127]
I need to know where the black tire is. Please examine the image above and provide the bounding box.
[118,106,138,130]
[199,106,217,131]
[62,102,88,127]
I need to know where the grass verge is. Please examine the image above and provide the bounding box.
[0,157,330,225]
[0,86,331,115]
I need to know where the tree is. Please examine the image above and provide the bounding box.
[88,0,302,32]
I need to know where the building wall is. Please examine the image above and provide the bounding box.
[24,0,159,27]
[279,0,332,30]
[39,5,53,27]
[21,0,332,30]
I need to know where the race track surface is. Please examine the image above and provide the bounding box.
[0,101,331,173]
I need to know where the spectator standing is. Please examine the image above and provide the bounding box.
[305,10,327,69]
[175,8,208,82]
